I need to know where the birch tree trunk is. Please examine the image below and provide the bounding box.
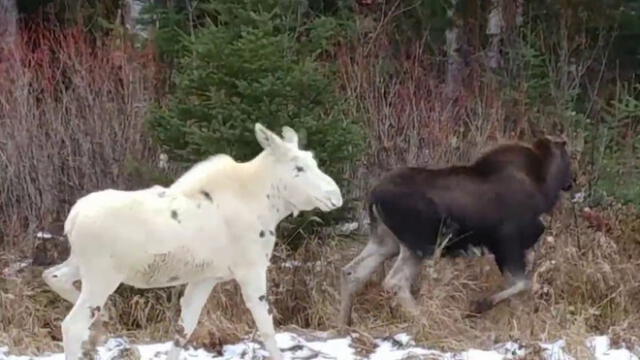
[122,0,151,38]
[486,0,504,69]
[445,0,464,98]
[122,0,135,32]
[515,0,524,27]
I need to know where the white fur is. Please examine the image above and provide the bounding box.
[42,123,343,360]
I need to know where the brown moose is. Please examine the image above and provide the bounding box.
[340,136,573,326]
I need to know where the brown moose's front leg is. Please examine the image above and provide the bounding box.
[469,272,532,315]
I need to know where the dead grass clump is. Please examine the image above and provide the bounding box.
[1,202,639,357]
[318,203,640,355]
[533,205,640,336]
[0,265,69,354]
[107,286,182,334]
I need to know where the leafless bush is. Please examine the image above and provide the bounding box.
[0,24,164,251]
[335,27,537,228]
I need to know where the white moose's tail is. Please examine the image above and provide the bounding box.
[41,197,87,305]
[63,198,85,239]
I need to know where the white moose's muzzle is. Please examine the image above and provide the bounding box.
[316,188,342,211]
[327,189,343,209]
[313,174,343,211]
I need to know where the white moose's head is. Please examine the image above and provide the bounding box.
[254,123,343,213]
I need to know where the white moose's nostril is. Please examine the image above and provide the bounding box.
[330,191,343,208]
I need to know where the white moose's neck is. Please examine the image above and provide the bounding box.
[186,151,301,234]
[253,153,302,229]
[264,180,300,225]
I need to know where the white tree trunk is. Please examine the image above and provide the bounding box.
[445,0,463,97]
[0,0,18,56]
[486,0,504,69]
[122,0,151,38]
[122,0,135,32]
[515,0,524,27]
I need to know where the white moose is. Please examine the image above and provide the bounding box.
[42,123,343,360]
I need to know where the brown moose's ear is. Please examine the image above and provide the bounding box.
[533,136,551,150]
[547,134,568,147]
[530,125,545,140]
[559,135,568,147]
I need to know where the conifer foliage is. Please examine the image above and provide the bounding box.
[148,0,364,187]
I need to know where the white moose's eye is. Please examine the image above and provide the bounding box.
[294,165,305,173]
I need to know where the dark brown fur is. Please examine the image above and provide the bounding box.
[369,138,572,262]
[339,137,573,326]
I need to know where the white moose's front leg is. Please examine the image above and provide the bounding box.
[237,267,282,360]
[167,278,219,360]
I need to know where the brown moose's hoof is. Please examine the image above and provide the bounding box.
[469,298,494,315]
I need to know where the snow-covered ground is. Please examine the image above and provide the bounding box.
[1,332,638,360]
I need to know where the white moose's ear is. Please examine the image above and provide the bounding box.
[255,123,281,150]
[255,123,290,157]
[281,126,299,146]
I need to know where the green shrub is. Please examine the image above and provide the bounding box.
[148,0,364,240]
[589,84,640,206]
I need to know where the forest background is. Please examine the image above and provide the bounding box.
[0,0,639,356]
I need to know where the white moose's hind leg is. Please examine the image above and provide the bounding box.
[61,269,121,360]
[42,258,110,322]
[166,278,219,360]
[42,258,80,304]
[237,268,282,360]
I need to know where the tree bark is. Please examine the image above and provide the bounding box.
[445,0,464,98]
[515,0,524,27]
[0,0,18,56]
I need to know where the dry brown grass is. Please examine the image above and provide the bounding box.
[1,201,639,357]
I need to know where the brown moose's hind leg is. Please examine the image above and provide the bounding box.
[339,223,399,327]
[382,244,423,317]
[469,298,495,315]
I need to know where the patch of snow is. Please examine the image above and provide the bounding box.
[276,333,355,359]
[588,336,639,360]
[0,333,637,360]
[537,340,575,360]
[369,336,572,360]
[36,231,53,239]
[572,191,586,203]
[334,222,359,235]
[591,337,613,356]
[369,333,434,360]
[279,260,304,268]
[277,261,323,271]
